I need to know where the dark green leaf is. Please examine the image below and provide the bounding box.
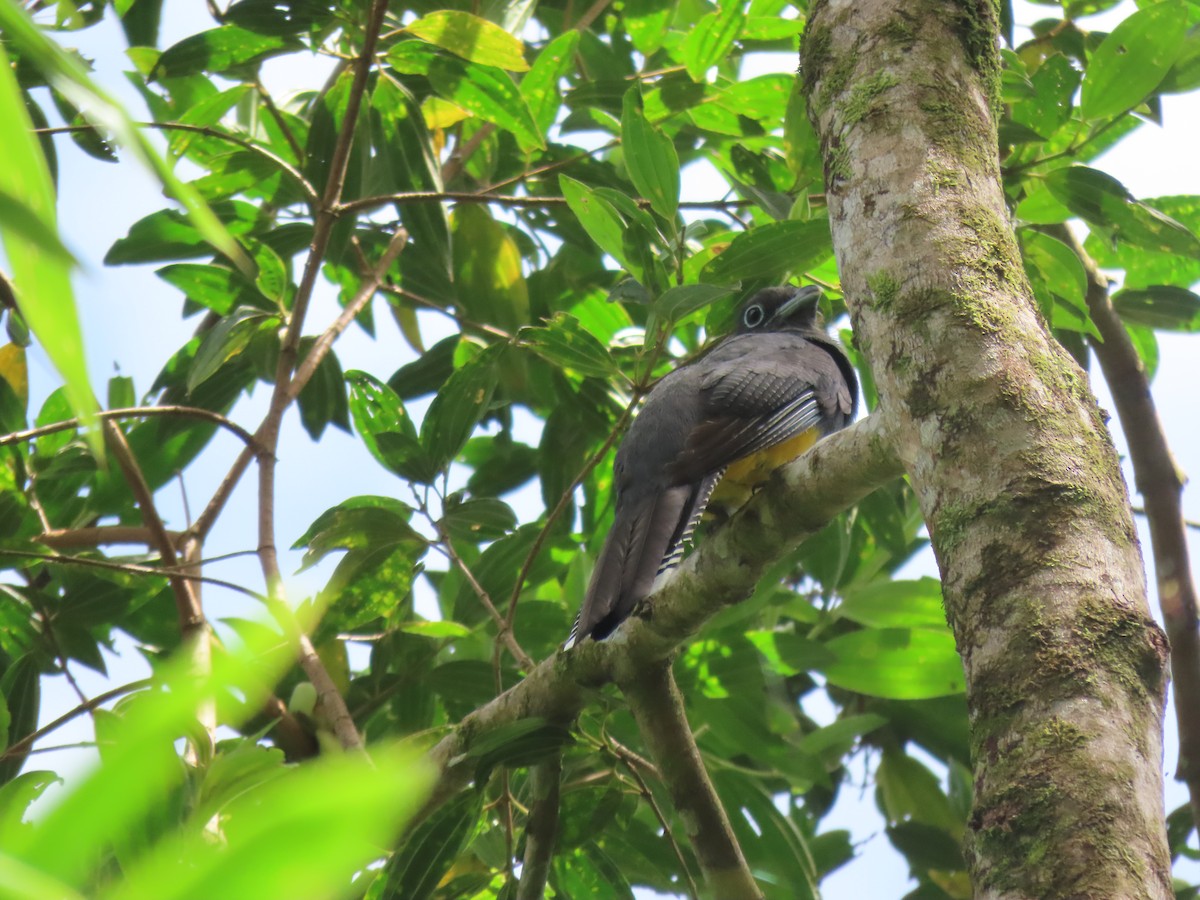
[383,791,481,900]
[1042,167,1200,257]
[420,344,504,470]
[345,370,438,483]
[1080,2,1187,119]
[1112,285,1200,332]
[106,201,262,265]
[292,495,422,569]
[296,338,349,440]
[388,336,458,400]
[188,307,281,392]
[440,497,518,543]
[152,25,302,80]
[653,283,735,320]
[887,821,965,871]
[156,263,263,316]
[621,87,680,220]
[701,219,834,284]
[224,0,328,35]
[0,654,40,784]
[519,313,616,378]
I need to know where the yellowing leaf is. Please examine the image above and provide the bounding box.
[407,11,529,72]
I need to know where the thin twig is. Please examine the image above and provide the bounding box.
[34,122,319,205]
[252,77,304,163]
[608,738,700,900]
[38,525,181,549]
[618,661,762,899]
[0,549,267,600]
[247,0,392,754]
[429,515,535,671]
[103,421,205,635]
[1053,225,1200,829]
[336,190,755,217]
[0,405,261,450]
[0,679,152,762]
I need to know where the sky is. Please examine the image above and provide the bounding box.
[6,1,1200,897]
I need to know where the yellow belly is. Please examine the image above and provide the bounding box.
[710,428,820,508]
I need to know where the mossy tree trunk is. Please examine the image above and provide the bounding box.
[802,0,1173,895]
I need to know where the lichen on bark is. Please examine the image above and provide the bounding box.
[802,0,1172,895]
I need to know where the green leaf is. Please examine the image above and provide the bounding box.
[395,620,472,639]
[224,0,329,35]
[821,628,965,699]
[152,25,302,79]
[106,201,262,265]
[382,791,482,900]
[450,205,530,332]
[519,313,617,378]
[407,11,529,72]
[155,264,263,316]
[701,219,834,284]
[560,175,633,270]
[427,56,543,151]
[1112,285,1200,332]
[420,345,504,470]
[836,578,947,630]
[0,1,247,275]
[876,749,962,833]
[0,656,40,785]
[1019,229,1099,339]
[1042,167,1200,257]
[188,307,281,393]
[1083,195,1200,289]
[295,338,349,441]
[624,0,673,54]
[683,0,746,82]
[371,80,451,283]
[102,746,431,900]
[440,497,518,543]
[1080,2,1187,120]
[0,43,96,451]
[345,371,438,483]
[652,284,735,320]
[521,31,580,137]
[621,87,680,220]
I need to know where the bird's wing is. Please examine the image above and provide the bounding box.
[668,336,845,480]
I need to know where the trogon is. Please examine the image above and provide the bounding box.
[566,285,858,647]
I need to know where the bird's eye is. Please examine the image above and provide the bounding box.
[742,304,765,328]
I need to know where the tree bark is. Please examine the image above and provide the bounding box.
[802,0,1173,896]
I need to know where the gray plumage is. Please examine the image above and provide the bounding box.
[566,285,858,647]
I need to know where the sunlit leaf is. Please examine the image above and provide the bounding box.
[1080,2,1186,120]
[407,11,529,71]
[821,628,966,699]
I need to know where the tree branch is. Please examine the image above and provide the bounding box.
[515,753,561,900]
[416,415,900,826]
[618,661,761,899]
[1054,224,1200,826]
[0,405,261,450]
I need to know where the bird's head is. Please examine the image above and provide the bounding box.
[734,285,822,334]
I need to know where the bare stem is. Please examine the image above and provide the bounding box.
[618,661,762,899]
[0,405,260,450]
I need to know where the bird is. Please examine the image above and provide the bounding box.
[565,284,858,648]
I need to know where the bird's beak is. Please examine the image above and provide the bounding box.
[774,285,823,322]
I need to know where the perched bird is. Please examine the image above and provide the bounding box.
[566,285,858,647]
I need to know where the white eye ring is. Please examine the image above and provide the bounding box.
[743,304,765,328]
